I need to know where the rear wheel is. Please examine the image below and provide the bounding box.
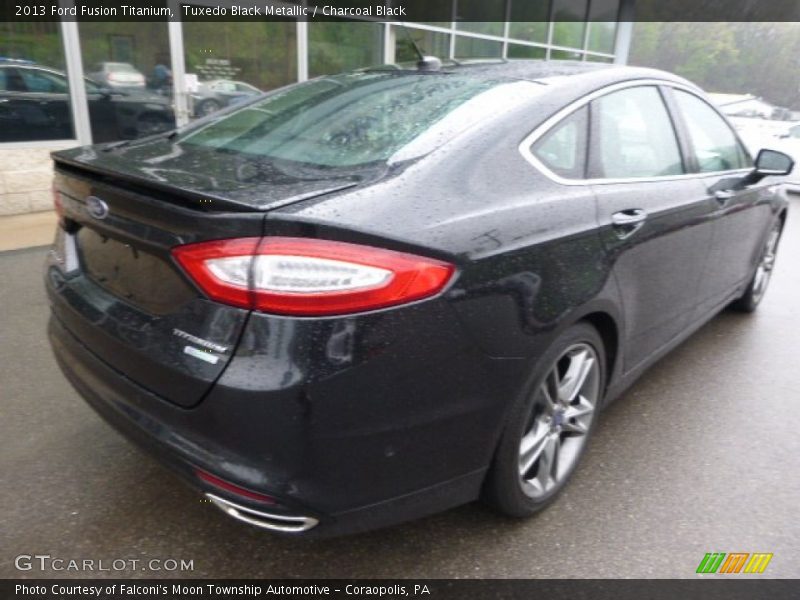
[730,221,782,313]
[483,322,605,517]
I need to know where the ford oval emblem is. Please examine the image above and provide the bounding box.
[86,196,109,220]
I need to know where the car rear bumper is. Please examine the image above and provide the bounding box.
[48,304,523,536]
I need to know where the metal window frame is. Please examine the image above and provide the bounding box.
[60,2,91,146]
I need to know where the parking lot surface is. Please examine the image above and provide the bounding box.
[2,196,799,578]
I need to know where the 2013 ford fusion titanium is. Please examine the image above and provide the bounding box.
[45,60,793,536]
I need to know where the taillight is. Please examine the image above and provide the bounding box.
[195,468,276,504]
[172,237,455,316]
[52,183,64,220]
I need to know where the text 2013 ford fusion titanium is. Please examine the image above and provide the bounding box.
[46,61,793,536]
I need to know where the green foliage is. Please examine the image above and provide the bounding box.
[629,22,800,110]
[308,21,383,78]
[183,21,297,90]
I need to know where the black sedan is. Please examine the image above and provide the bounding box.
[45,60,792,536]
[0,62,175,143]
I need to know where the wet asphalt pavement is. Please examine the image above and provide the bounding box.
[2,195,799,579]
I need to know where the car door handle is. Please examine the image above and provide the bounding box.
[611,209,648,227]
[714,189,736,203]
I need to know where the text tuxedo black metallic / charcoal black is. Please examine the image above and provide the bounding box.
[45,61,792,536]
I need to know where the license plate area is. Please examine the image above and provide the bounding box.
[77,227,195,315]
[50,226,80,274]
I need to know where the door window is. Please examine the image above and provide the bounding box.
[18,68,69,94]
[591,86,684,179]
[531,106,588,179]
[0,68,25,92]
[673,90,752,172]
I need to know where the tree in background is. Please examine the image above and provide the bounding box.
[629,22,800,110]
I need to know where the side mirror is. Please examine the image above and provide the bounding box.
[743,148,794,184]
[755,148,794,175]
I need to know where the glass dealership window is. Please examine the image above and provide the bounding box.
[454,0,505,37]
[309,21,383,78]
[0,22,75,142]
[551,49,583,60]
[551,0,589,49]
[507,44,547,59]
[183,20,296,119]
[401,0,452,27]
[587,0,619,54]
[395,28,451,62]
[508,0,549,44]
[454,36,503,59]
[586,55,614,63]
[456,22,505,38]
[78,20,173,142]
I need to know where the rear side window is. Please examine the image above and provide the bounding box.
[0,67,25,92]
[591,86,684,179]
[18,69,68,94]
[531,106,588,179]
[673,90,752,172]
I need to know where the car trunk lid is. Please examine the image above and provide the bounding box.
[48,147,367,408]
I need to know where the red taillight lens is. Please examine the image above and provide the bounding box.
[52,183,64,220]
[172,237,455,316]
[195,469,276,504]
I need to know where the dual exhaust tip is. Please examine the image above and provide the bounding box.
[205,493,319,533]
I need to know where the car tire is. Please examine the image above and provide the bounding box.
[482,322,606,518]
[196,99,222,117]
[730,220,783,313]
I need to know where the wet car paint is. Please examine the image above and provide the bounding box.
[45,61,789,536]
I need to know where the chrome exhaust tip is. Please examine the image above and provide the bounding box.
[205,493,319,533]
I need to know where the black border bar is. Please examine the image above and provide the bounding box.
[3,0,800,22]
[3,579,799,600]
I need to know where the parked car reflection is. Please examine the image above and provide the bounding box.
[191,79,262,117]
[0,60,175,143]
[87,61,146,89]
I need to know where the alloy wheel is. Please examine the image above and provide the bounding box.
[518,343,600,499]
[751,226,781,304]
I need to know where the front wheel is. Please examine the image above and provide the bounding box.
[483,322,605,517]
[196,99,222,117]
[730,221,782,313]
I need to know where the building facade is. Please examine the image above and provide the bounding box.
[0,0,633,215]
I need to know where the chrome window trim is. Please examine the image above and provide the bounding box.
[519,78,753,186]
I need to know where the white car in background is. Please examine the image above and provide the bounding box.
[87,62,146,89]
[191,79,262,117]
[732,117,800,194]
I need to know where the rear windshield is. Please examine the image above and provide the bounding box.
[177,71,541,168]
